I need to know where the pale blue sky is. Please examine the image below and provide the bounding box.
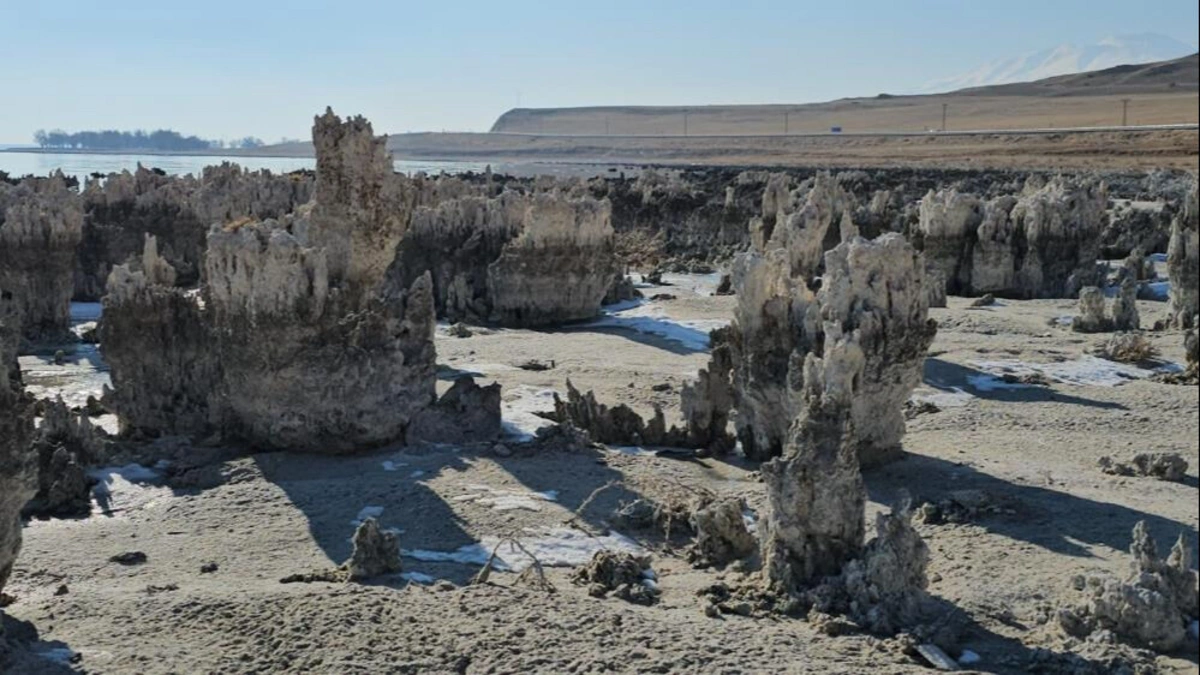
[1,0,1196,143]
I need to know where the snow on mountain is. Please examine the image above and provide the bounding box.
[921,34,1197,93]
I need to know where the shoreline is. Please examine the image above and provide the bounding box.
[0,147,314,159]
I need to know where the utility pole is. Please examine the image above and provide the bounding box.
[605,117,610,135]
[784,111,789,134]
[941,103,948,131]
[683,110,689,137]
[1121,98,1131,126]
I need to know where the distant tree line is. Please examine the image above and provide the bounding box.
[33,129,265,151]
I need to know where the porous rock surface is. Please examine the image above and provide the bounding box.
[22,397,107,518]
[1166,178,1198,328]
[0,173,84,341]
[1075,278,1141,334]
[345,518,402,580]
[917,177,1106,298]
[1059,522,1198,652]
[78,162,313,299]
[751,172,856,281]
[1098,452,1189,482]
[101,110,470,452]
[757,237,936,635]
[391,190,620,327]
[728,234,936,463]
[689,497,757,567]
[0,299,36,604]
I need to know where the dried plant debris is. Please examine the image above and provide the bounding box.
[1092,333,1159,364]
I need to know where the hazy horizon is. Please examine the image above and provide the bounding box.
[2,0,1197,145]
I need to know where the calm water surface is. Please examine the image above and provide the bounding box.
[0,151,488,183]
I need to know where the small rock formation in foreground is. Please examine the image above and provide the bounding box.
[391,190,620,327]
[0,173,84,341]
[688,497,757,568]
[1074,280,1140,334]
[1098,453,1189,482]
[22,397,107,518]
[1059,521,1198,652]
[917,177,1106,299]
[345,518,402,580]
[1166,178,1198,329]
[101,110,495,452]
[0,300,36,606]
[572,550,659,605]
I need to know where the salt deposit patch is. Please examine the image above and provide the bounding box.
[401,571,436,584]
[608,445,659,457]
[403,527,645,572]
[352,506,384,525]
[909,386,975,407]
[89,464,169,516]
[587,301,727,352]
[34,644,77,666]
[970,356,1157,388]
[502,385,558,442]
[659,272,723,296]
[451,484,559,512]
[403,544,493,567]
[448,362,518,376]
[19,345,111,408]
[480,527,647,571]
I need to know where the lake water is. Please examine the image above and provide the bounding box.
[0,151,489,183]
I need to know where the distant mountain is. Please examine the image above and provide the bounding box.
[922,34,1197,93]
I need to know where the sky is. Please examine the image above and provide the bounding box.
[1,0,1197,144]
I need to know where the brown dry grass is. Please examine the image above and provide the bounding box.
[387,128,1200,171]
[491,93,1198,136]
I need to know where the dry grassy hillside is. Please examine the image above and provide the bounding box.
[491,55,1199,135]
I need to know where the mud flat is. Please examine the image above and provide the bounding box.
[0,273,1195,673]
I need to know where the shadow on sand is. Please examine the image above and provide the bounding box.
[924,358,1128,411]
[865,452,1197,560]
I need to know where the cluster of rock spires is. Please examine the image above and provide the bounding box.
[0,173,84,341]
[392,189,620,326]
[549,174,937,467]
[99,110,493,451]
[916,177,1107,299]
[1074,280,1140,333]
[77,162,314,300]
[755,235,935,633]
[23,397,107,518]
[722,193,937,465]
[1060,522,1198,652]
